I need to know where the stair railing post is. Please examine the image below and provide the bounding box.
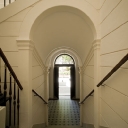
[4,0,6,7]
[17,87,20,126]
[0,56,1,95]
[4,64,7,106]
[13,80,16,126]
[9,74,12,127]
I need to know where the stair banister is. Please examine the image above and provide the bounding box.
[0,48,23,90]
[80,53,128,104]
[79,90,94,104]
[0,48,23,127]
[32,89,48,104]
[97,53,128,87]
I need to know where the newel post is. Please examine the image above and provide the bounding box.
[93,39,101,128]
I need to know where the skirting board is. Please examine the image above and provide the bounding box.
[32,123,46,128]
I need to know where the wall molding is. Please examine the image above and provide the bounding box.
[82,45,94,72]
[17,39,34,50]
[17,39,46,71]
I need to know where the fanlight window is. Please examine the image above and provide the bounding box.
[55,55,74,64]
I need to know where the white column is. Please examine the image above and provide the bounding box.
[79,67,83,126]
[45,67,50,126]
[93,39,100,128]
[17,40,33,128]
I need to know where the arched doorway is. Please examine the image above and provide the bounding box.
[54,54,75,99]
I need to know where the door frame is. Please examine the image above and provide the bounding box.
[54,64,75,99]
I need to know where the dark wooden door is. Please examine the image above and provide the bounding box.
[54,66,59,99]
[70,65,75,99]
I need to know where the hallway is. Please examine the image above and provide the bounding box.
[0,0,128,128]
[48,99,80,126]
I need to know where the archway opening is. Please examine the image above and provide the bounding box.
[54,54,75,99]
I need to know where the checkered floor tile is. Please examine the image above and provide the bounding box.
[48,99,80,126]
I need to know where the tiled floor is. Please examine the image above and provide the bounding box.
[48,99,80,126]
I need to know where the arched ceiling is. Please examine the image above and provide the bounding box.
[30,6,95,64]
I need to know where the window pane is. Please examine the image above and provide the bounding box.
[55,55,74,64]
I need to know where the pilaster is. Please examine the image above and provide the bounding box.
[79,67,83,126]
[93,39,101,128]
[17,39,34,128]
[44,67,50,126]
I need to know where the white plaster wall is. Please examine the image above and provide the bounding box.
[82,48,94,125]
[32,51,46,126]
[0,6,26,111]
[0,4,47,127]
[100,0,128,127]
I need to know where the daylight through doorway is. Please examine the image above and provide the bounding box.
[59,66,70,99]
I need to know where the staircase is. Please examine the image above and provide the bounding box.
[0,48,23,128]
[0,0,15,9]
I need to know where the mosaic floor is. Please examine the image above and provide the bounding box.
[48,99,80,126]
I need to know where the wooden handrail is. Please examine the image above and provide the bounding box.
[0,48,23,90]
[32,89,48,104]
[79,54,128,104]
[79,89,94,104]
[97,53,128,87]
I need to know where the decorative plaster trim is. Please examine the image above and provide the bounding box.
[17,39,34,51]
[32,46,46,72]
[17,39,46,71]
[93,39,101,50]
[45,46,82,68]
[82,45,94,72]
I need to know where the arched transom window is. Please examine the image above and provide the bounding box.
[55,54,74,64]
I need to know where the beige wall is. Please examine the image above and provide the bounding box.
[1,0,128,128]
[0,4,47,128]
[32,51,46,126]
[100,0,128,127]
[82,47,94,125]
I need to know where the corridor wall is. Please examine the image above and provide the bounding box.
[0,3,47,128]
[82,47,94,127]
[32,50,46,127]
[100,0,128,127]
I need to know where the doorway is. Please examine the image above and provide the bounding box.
[54,54,75,100]
[59,66,70,99]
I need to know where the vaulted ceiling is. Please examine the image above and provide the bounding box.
[30,6,95,64]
